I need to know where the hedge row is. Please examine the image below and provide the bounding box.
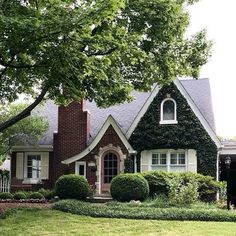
[142,171,226,201]
[53,200,236,222]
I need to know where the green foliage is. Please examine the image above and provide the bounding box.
[13,191,27,200]
[130,83,218,177]
[0,0,211,110]
[0,169,9,179]
[55,174,90,200]
[38,188,55,199]
[53,199,236,222]
[168,177,199,205]
[110,173,149,202]
[142,171,223,202]
[0,103,48,157]
[124,158,134,173]
[0,192,13,199]
[28,192,45,199]
[142,171,173,196]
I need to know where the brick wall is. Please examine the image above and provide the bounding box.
[81,125,128,185]
[52,101,90,183]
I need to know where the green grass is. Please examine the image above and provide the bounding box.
[1,208,236,236]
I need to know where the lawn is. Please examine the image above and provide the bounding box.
[1,208,236,236]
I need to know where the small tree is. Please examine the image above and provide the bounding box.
[0,102,48,162]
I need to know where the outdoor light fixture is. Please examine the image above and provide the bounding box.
[225,156,231,169]
[225,156,231,210]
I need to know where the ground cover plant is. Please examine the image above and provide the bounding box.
[2,208,236,236]
[53,199,236,222]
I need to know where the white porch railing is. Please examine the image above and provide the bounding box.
[0,176,10,193]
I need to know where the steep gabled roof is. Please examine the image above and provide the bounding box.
[37,78,218,147]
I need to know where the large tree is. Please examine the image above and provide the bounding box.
[0,0,211,131]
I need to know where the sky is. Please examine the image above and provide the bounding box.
[187,0,236,138]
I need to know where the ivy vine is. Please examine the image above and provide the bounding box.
[129,83,217,178]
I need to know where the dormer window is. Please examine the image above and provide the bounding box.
[160,98,177,124]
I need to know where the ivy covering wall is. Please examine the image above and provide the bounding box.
[129,83,217,178]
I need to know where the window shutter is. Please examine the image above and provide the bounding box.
[141,151,149,172]
[16,153,24,179]
[187,149,197,172]
[41,152,49,180]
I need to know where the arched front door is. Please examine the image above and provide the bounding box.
[101,152,120,193]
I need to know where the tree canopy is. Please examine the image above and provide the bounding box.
[0,102,48,162]
[0,0,211,131]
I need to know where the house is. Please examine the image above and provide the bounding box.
[11,78,230,195]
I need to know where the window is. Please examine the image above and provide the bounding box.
[75,162,86,178]
[103,153,118,183]
[151,153,167,171]
[27,155,41,179]
[160,98,177,124]
[151,150,186,172]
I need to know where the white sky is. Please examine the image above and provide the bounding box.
[187,0,236,138]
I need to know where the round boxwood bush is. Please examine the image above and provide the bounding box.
[13,191,27,200]
[110,173,149,202]
[55,174,90,200]
[29,192,45,199]
[0,192,13,199]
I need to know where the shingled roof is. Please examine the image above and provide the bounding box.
[37,78,216,145]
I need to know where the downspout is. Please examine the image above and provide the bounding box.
[216,147,223,201]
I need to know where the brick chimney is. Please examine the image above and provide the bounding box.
[52,100,90,183]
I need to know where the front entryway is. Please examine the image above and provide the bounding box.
[101,152,120,193]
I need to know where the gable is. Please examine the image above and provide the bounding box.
[129,82,218,177]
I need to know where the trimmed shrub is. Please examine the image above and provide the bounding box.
[29,192,45,199]
[38,188,55,199]
[13,191,27,200]
[55,174,90,200]
[0,192,13,199]
[110,173,149,202]
[142,171,173,196]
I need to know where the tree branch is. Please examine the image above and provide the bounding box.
[86,47,117,57]
[0,86,48,132]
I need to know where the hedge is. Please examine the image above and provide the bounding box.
[53,200,236,222]
[55,174,90,200]
[142,171,226,201]
[110,173,149,202]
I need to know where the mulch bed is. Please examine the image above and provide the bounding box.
[0,202,52,214]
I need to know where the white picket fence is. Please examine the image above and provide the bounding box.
[0,176,10,193]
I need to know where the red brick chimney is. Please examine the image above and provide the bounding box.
[52,100,90,183]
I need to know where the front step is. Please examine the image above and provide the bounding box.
[87,196,113,203]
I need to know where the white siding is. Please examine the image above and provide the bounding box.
[140,151,150,172]
[187,149,197,172]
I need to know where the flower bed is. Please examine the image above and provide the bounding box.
[0,202,51,214]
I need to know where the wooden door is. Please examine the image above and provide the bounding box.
[101,152,120,193]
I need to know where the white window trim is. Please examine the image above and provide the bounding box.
[160,98,178,124]
[151,149,187,172]
[75,161,86,179]
[23,152,42,184]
